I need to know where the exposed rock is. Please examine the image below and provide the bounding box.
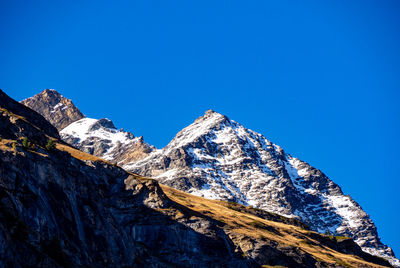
[127,110,399,267]
[21,89,155,164]
[60,117,155,164]
[0,89,59,146]
[20,89,84,130]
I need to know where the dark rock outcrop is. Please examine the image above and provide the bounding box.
[0,89,59,146]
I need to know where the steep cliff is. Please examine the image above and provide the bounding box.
[60,117,155,164]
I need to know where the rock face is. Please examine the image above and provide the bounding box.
[60,117,155,163]
[127,110,399,267]
[21,89,154,164]
[21,89,84,130]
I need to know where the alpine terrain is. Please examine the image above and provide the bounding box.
[21,88,84,130]
[2,88,393,267]
[21,89,399,267]
[21,89,154,164]
[127,110,399,267]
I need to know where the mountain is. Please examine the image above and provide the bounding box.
[21,89,84,130]
[21,89,154,164]
[127,109,399,267]
[2,89,392,267]
[20,89,399,266]
[60,117,155,164]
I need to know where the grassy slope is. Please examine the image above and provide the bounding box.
[160,184,388,268]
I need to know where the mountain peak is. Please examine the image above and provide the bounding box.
[204,109,218,116]
[128,110,400,266]
[21,89,84,130]
[164,110,232,151]
[60,117,155,164]
[202,109,226,119]
[192,109,230,128]
[42,88,61,95]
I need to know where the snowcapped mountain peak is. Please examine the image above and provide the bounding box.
[203,109,226,119]
[164,109,232,151]
[61,117,134,144]
[60,117,152,163]
[127,110,399,266]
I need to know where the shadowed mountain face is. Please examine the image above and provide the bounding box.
[0,89,60,145]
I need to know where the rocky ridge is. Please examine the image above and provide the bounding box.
[127,109,399,267]
[21,89,84,130]
[21,89,155,164]
[60,117,155,164]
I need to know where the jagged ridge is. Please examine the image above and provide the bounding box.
[21,89,84,130]
[21,89,155,164]
[61,117,155,164]
[127,109,399,267]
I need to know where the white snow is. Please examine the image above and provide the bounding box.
[50,102,66,113]
[125,110,399,266]
[60,117,138,160]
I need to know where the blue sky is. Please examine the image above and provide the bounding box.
[1,0,399,255]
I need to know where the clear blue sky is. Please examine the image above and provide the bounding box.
[1,0,399,255]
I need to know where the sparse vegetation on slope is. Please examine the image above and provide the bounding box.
[159,184,392,268]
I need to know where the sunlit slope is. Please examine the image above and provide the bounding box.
[160,184,390,268]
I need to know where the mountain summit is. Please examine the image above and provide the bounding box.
[21,89,84,130]
[127,110,399,266]
[61,117,155,164]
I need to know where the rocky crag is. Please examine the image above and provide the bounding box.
[21,89,154,164]
[127,110,399,267]
[20,89,84,131]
